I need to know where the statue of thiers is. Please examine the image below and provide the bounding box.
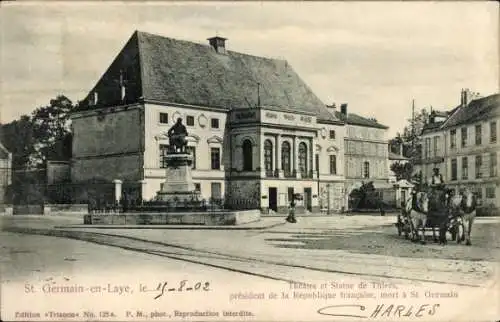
[167,118,188,153]
[156,117,199,203]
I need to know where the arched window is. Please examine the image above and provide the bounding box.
[281,142,291,176]
[298,142,308,177]
[363,161,370,178]
[242,139,253,171]
[264,140,273,173]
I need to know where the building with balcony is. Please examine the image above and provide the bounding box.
[418,89,500,208]
[70,31,346,214]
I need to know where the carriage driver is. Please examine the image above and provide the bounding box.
[428,167,448,207]
[429,167,445,190]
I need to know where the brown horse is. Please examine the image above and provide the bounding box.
[447,188,477,246]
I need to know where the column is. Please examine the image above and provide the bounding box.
[310,137,315,178]
[113,179,123,205]
[275,134,282,178]
[259,136,266,177]
[293,136,300,178]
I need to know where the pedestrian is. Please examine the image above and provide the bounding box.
[286,198,297,223]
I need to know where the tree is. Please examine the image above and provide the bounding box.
[0,115,35,170]
[401,108,430,160]
[389,133,404,155]
[0,95,74,170]
[389,108,429,160]
[29,95,74,168]
[390,161,413,181]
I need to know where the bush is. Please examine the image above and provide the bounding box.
[349,181,385,210]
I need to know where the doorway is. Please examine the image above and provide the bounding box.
[268,187,277,212]
[287,187,294,204]
[211,182,221,200]
[304,187,312,212]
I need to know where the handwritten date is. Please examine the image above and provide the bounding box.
[140,280,210,299]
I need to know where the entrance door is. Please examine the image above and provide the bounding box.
[304,187,312,212]
[211,182,222,200]
[401,189,406,208]
[268,187,277,212]
[287,187,294,204]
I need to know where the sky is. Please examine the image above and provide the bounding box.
[0,1,498,138]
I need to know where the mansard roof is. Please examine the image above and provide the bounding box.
[77,31,339,123]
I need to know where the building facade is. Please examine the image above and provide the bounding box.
[419,89,500,208]
[71,31,347,213]
[419,110,451,184]
[328,104,390,196]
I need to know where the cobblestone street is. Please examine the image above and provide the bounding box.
[1,214,499,321]
[2,214,499,287]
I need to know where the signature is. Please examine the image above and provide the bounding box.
[317,305,367,318]
[317,303,440,319]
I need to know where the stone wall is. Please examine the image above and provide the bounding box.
[72,154,143,183]
[72,107,144,183]
[84,210,261,226]
[72,108,143,158]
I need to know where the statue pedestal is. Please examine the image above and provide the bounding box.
[156,153,201,203]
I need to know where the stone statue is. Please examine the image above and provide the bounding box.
[167,118,188,153]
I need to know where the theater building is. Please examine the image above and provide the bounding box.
[71,31,346,213]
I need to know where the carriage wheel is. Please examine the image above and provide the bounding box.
[404,228,410,240]
[450,226,457,241]
[396,215,403,236]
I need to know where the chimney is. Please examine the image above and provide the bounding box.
[340,103,348,116]
[208,36,227,54]
[461,88,475,106]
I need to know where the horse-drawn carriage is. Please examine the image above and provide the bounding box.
[396,187,476,245]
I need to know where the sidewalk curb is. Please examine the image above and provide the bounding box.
[53,221,287,231]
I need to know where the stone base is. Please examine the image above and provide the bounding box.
[155,152,201,203]
[155,191,201,203]
[83,210,261,226]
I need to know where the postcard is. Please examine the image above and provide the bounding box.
[1,1,499,321]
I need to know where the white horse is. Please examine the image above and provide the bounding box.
[447,188,477,246]
[405,192,431,244]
